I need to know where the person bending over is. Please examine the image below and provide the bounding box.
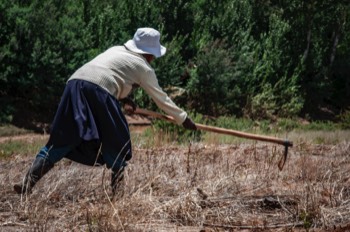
[14,27,196,195]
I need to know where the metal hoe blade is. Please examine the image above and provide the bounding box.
[278,140,293,171]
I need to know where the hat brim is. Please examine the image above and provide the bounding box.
[124,40,166,58]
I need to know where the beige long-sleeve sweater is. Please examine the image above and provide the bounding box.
[68,46,187,124]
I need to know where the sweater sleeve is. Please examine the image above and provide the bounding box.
[139,70,187,125]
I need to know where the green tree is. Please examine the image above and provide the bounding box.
[1,0,350,125]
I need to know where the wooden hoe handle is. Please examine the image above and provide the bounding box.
[134,108,292,170]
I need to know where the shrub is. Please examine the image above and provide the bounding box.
[186,39,241,117]
[338,109,350,129]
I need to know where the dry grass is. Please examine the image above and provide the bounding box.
[0,132,350,231]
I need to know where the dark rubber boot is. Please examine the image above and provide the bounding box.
[14,157,54,194]
[111,167,125,196]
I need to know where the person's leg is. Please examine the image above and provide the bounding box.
[111,165,126,195]
[14,145,72,194]
[102,149,130,195]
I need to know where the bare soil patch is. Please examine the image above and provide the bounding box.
[0,135,349,231]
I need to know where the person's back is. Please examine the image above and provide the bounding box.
[69,46,152,99]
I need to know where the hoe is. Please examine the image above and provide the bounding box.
[135,108,293,171]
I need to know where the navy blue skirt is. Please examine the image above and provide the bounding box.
[46,79,132,169]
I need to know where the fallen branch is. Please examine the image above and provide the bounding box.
[0,221,28,227]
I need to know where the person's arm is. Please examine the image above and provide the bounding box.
[119,97,137,114]
[139,70,188,125]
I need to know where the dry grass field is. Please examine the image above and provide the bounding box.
[0,129,349,231]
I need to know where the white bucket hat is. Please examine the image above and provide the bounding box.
[124,28,166,58]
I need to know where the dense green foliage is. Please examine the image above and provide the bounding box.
[1,0,349,126]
